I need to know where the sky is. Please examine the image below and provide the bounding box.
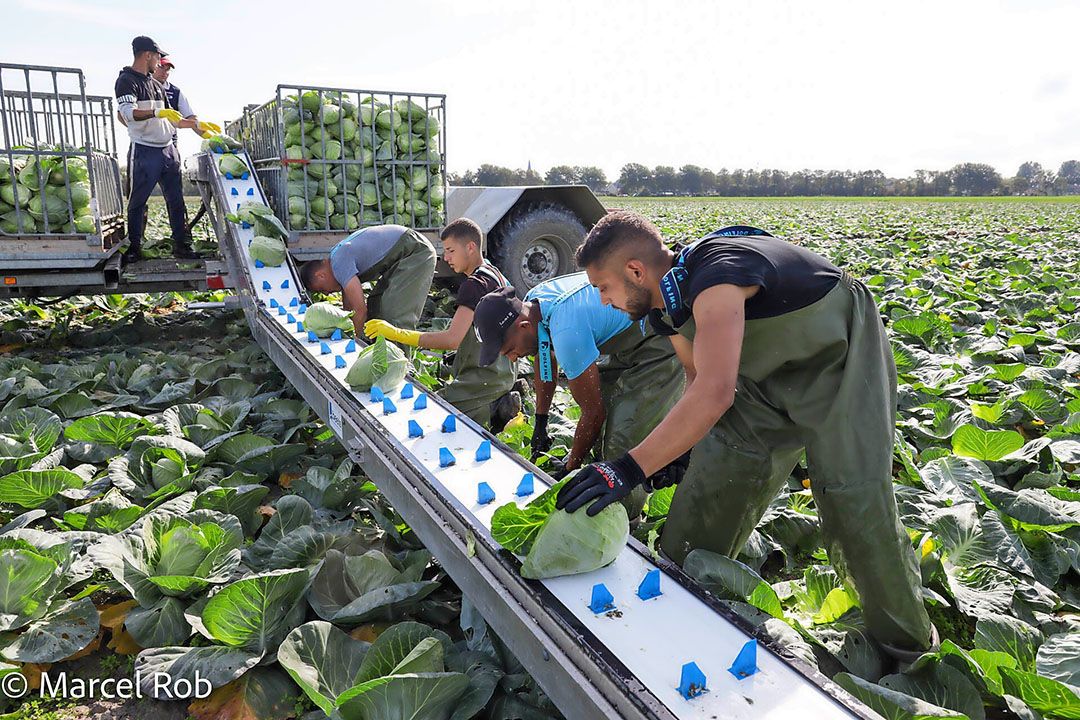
[2,0,1077,180]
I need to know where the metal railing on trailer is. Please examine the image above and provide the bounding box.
[198,149,874,720]
[0,63,125,268]
[227,84,446,260]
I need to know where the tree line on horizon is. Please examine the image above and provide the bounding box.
[449,160,1080,197]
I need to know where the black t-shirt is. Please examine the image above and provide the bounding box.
[677,234,842,321]
[455,263,508,310]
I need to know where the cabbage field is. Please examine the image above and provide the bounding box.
[0,197,1077,720]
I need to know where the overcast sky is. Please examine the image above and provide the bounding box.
[3,0,1077,179]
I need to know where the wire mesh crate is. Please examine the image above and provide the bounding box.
[228,85,446,236]
[0,63,124,251]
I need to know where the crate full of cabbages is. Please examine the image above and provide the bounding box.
[1,151,96,235]
[229,85,446,234]
[0,64,125,247]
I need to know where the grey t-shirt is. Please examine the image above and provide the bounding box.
[329,224,406,286]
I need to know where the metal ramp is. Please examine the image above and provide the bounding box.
[197,150,873,720]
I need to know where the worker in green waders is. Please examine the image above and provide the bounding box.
[299,223,436,337]
[472,272,685,518]
[558,210,935,661]
[363,218,522,431]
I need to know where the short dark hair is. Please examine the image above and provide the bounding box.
[440,217,483,248]
[576,210,666,269]
[299,259,324,290]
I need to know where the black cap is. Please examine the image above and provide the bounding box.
[132,36,167,56]
[474,287,524,367]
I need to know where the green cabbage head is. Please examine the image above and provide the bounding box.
[201,134,242,153]
[345,336,410,392]
[217,153,248,177]
[249,236,286,267]
[227,201,274,226]
[492,477,629,579]
[520,504,628,579]
[303,302,353,337]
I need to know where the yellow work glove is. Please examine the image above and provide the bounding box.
[198,120,223,135]
[364,319,421,347]
[155,108,183,125]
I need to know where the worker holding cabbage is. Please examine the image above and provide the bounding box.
[473,272,684,518]
[299,223,436,337]
[363,218,522,431]
[562,211,936,662]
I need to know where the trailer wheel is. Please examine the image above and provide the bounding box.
[492,204,587,295]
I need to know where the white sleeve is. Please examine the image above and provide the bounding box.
[177,91,195,118]
[118,94,137,123]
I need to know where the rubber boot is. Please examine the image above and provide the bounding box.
[122,242,142,265]
[880,624,940,673]
[172,240,207,260]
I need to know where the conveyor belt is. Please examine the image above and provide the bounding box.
[196,151,874,720]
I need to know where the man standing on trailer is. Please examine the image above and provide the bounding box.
[471,272,684,517]
[115,36,218,262]
[137,55,213,242]
[299,223,437,338]
[559,211,935,661]
[363,218,522,431]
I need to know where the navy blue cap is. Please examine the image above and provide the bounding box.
[474,287,524,367]
[132,36,167,56]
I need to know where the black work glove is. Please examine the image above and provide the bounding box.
[530,413,552,460]
[555,453,647,517]
[648,449,692,490]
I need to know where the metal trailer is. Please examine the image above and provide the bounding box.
[229,84,605,293]
[0,63,234,298]
[196,148,875,720]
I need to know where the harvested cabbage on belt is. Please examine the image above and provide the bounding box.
[491,477,628,579]
[345,336,410,392]
[303,302,353,337]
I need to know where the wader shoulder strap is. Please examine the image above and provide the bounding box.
[701,225,774,240]
[535,276,591,382]
[476,262,510,289]
[658,244,694,331]
[329,227,365,262]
